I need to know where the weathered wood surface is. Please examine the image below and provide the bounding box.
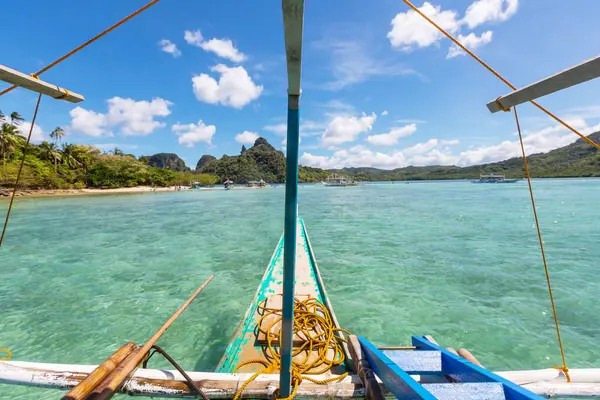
[348,335,385,400]
[61,342,136,400]
[0,64,85,103]
[3,360,600,398]
[487,56,600,113]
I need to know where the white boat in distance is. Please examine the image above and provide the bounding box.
[322,173,359,187]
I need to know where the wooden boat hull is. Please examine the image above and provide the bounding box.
[216,217,349,375]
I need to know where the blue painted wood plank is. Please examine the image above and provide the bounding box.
[412,336,546,400]
[423,383,506,400]
[358,336,436,400]
[383,350,442,374]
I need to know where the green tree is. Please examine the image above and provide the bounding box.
[38,141,62,171]
[112,147,124,156]
[50,127,65,145]
[61,143,81,169]
[0,122,24,164]
[9,112,24,126]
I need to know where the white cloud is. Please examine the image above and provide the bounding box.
[172,120,216,148]
[158,39,181,57]
[388,2,461,51]
[200,38,246,63]
[235,131,259,145]
[403,138,460,156]
[16,122,45,142]
[454,119,598,166]
[264,123,287,136]
[106,97,172,136]
[192,64,263,108]
[321,113,377,147]
[69,107,110,137]
[366,124,417,146]
[447,31,493,58]
[381,110,389,116]
[463,0,519,29]
[184,30,203,46]
[69,97,172,137]
[184,29,246,63]
[314,39,417,89]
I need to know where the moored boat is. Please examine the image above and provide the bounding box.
[323,174,359,187]
[472,173,520,183]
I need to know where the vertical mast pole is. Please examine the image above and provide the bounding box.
[280,0,304,397]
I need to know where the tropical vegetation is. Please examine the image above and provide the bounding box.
[0,110,219,190]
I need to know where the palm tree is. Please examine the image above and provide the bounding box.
[39,141,62,171]
[61,143,81,169]
[112,147,124,156]
[50,127,65,145]
[0,122,23,162]
[9,112,24,126]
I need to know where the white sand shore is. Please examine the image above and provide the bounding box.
[0,185,275,199]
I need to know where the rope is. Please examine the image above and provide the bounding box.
[0,0,160,98]
[232,295,350,400]
[0,348,11,361]
[401,0,600,151]
[0,94,43,248]
[142,345,209,400]
[512,106,570,382]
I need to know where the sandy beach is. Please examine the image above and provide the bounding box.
[0,185,271,199]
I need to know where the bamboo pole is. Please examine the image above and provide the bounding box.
[85,275,214,400]
[61,342,136,400]
[458,348,483,367]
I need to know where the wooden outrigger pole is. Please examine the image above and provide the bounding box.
[0,64,84,103]
[62,275,213,400]
[280,0,304,397]
[486,55,600,113]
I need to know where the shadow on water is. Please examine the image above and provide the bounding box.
[193,308,241,371]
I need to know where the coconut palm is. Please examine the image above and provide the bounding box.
[0,122,23,161]
[50,127,65,145]
[61,143,81,169]
[9,112,24,126]
[38,141,62,171]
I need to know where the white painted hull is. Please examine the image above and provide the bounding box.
[2,360,599,398]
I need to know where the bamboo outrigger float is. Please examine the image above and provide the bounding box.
[2,0,600,399]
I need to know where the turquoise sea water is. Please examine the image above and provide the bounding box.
[1,179,599,399]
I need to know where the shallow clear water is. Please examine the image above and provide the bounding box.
[1,179,599,398]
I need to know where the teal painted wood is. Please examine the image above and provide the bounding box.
[215,218,330,373]
[412,336,545,400]
[358,336,437,399]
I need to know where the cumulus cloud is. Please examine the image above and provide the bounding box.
[366,124,417,146]
[463,0,519,28]
[69,107,110,137]
[235,131,259,145]
[184,30,203,46]
[69,97,172,137]
[16,122,45,142]
[381,110,389,116]
[158,39,181,57]
[388,0,518,56]
[447,31,493,58]
[172,120,216,147]
[184,29,246,62]
[321,113,377,147]
[192,64,263,108]
[106,97,172,136]
[388,2,461,51]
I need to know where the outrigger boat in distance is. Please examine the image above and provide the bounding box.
[472,173,520,183]
[322,173,359,187]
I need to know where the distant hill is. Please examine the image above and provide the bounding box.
[331,131,600,181]
[196,138,329,183]
[140,153,189,172]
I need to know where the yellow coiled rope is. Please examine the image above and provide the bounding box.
[233,296,350,400]
[0,348,12,361]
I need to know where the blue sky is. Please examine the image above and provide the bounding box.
[2,0,600,169]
